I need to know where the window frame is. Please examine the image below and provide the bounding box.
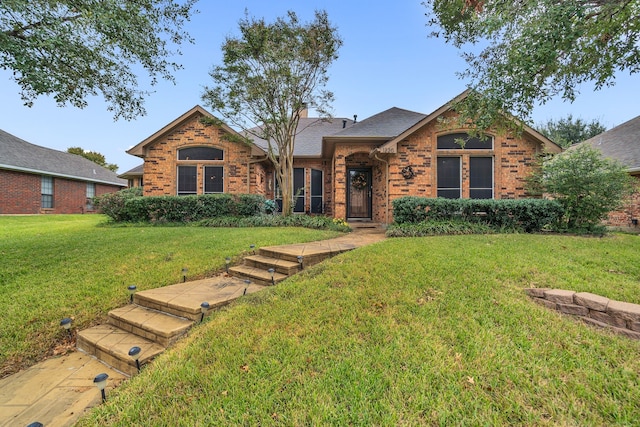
[41,175,54,209]
[177,146,224,161]
[310,169,323,214]
[177,165,198,196]
[203,165,224,194]
[436,157,462,199]
[469,157,494,199]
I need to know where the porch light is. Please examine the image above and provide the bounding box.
[225,257,231,273]
[243,279,251,296]
[93,373,109,402]
[128,346,141,373]
[182,267,188,283]
[268,268,275,285]
[128,285,137,303]
[60,317,73,338]
[297,255,304,270]
[200,301,210,322]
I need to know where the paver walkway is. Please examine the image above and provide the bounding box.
[0,225,385,427]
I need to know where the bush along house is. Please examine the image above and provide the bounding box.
[125,91,562,224]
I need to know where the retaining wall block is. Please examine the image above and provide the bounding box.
[525,288,550,298]
[532,298,557,310]
[589,310,627,328]
[557,303,589,316]
[573,292,610,312]
[607,300,640,323]
[543,289,576,304]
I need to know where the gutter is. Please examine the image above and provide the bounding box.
[0,164,126,187]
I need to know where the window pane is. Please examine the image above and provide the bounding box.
[311,169,323,213]
[178,166,197,194]
[86,183,95,198]
[293,168,305,213]
[178,147,224,161]
[437,189,461,199]
[437,133,492,150]
[470,157,493,199]
[204,166,223,193]
[41,176,53,208]
[437,156,460,193]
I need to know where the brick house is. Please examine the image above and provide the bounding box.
[576,115,640,230]
[0,129,126,214]
[126,92,561,224]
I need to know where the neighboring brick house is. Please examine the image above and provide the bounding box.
[118,164,144,189]
[0,129,126,214]
[576,115,640,229]
[127,92,561,224]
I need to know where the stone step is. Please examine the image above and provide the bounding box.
[243,254,300,275]
[134,276,265,321]
[229,265,288,286]
[108,305,193,347]
[77,324,165,376]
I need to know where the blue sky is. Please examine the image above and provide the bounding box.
[1,1,639,174]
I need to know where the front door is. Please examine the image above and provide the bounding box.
[347,168,372,220]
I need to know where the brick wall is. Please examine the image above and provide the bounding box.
[0,169,122,214]
[604,175,640,230]
[142,114,264,196]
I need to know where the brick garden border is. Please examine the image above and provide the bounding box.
[525,288,640,340]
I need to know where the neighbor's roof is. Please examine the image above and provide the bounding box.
[578,115,640,171]
[118,164,144,179]
[0,129,127,186]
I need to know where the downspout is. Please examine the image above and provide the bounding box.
[246,156,268,193]
[374,152,390,225]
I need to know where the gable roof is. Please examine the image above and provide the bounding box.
[250,117,355,157]
[0,129,126,186]
[118,164,144,179]
[372,90,562,155]
[332,107,426,139]
[127,105,266,158]
[578,115,640,172]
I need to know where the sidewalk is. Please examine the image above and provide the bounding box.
[0,224,386,426]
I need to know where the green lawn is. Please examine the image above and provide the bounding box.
[77,233,640,426]
[0,215,340,377]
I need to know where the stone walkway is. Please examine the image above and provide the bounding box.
[0,224,385,427]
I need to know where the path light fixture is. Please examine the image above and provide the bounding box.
[60,317,73,338]
[128,346,142,373]
[200,301,210,322]
[128,285,137,303]
[26,422,43,427]
[93,373,109,403]
[182,267,188,283]
[225,257,231,274]
[268,268,275,285]
[250,244,256,255]
[297,255,304,270]
[243,279,251,295]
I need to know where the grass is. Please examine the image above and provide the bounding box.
[0,215,341,377]
[77,233,640,426]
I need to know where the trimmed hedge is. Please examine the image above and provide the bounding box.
[392,197,564,232]
[198,215,351,232]
[95,193,268,223]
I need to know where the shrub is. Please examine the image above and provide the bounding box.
[198,214,351,232]
[540,145,634,232]
[391,197,563,232]
[93,187,143,221]
[386,219,493,237]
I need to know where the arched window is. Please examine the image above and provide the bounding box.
[178,147,224,161]
[437,132,493,150]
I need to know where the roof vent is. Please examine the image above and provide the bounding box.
[342,119,347,128]
[353,114,357,124]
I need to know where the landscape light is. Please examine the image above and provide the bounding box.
[182,267,188,283]
[250,244,256,255]
[26,422,43,427]
[243,279,251,295]
[268,268,275,285]
[200,301,210,322]
[93,373,109,402]
[225,257,231,273]
[60,317,73,338]
[128,285,137,303]
[297,255,304,270]
[128,346,142,373]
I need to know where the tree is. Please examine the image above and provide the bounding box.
[1,0,196,120]
[202,10,342,216]
[67,147,118,172]
[537,115,607,148]
[541,145,633,231]
[424,0,640,131]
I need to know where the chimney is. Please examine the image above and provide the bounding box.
[299,102,308,118]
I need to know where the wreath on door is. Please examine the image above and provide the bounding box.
[351,172,368,190]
